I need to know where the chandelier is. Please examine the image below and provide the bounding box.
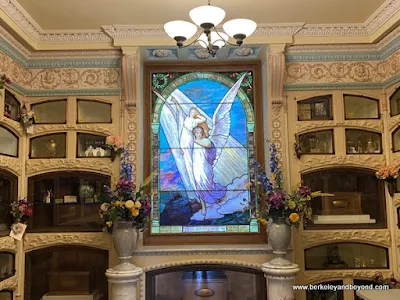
[163,0,257,56]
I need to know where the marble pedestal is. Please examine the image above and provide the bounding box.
[106,263,143,300]
[262,258,300,300]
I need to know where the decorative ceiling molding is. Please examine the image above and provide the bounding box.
[1,0,399,48]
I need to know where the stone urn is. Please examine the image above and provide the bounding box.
[267,217,292,266]
[112,220,138,270]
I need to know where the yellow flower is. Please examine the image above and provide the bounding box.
[125,200,135,209]
[288,200,296,209]
[106,221,113,227]
[289,213,300,223]
[257,217,268,226]
[134,200,142,208]
[245,182,252,189]
[271,173,276,179]
[257,181,261,185]
[131,208,139,217]
[306,195,311,201]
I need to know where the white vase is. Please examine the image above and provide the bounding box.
[267,217,292,266]
[112,220,138,270]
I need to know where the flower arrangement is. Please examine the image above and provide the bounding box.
[99,149,152,232]
[105,135,124,161]
[249,143,328,228]
[19,104,36,133]
[374,272,400,289]
[10,197,33,223]
[375,166,399,181]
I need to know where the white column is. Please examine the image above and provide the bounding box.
[106,266,143,300]
[262,262,299,300]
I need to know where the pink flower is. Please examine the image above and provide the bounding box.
[114,139,123,149]
[106,136,116,145]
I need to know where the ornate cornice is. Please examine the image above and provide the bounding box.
[303,270,392,284]
[1,0,399,47]
[302,230,391,248]
[0,236,18,252]
[134,247,273,256]
[0,275,17,290]
[299,155,386,172]
[23,232,112,251]
[25,158,113,176]
[296,120,384,133]
[0,155,21,175]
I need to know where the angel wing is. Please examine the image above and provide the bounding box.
[209,73,247,166]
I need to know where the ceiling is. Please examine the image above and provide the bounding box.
[17,0,386,30]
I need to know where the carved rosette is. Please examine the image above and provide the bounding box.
[302,230,391,248]
[296,120,383,133]
[0,237,18,251]
[0,275,18,291]
[23,233,112,251]
[303,270,392,285]
[0,156,21,175]
[25,159,112,176]
[300,155,386,172]
[126,105,137,179]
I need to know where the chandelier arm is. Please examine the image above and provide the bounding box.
[176,31,204,49]
[212,26,242,47]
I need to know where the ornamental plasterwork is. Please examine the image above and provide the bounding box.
[0,156,21,175]
[364,0,400,34]
[389,152,400,167]
[303,270,392,285]
[126,105,137,179]
[393,194,400,207]
[39,31,112,44]
[296,120,384,133]
[0,51,120,91]
[0,275,17,291]
[396,236,400,247]
[0,237,17,251]
[31,124,115,136]
[25,159,112,176]
[299,155,386,172]
[388,114,400,131]
[286,51,400,85]
[152,49,172,58]
[23,233,112,251]
[302,230,391,248]
[139,260,262,300]
[0,116,23,136]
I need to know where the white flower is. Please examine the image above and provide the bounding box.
[100,203,110,212]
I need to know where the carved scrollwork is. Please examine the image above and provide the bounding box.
[75,124,115,136]
[26,159,112,176]
[0,237,18,251]
[23,233,112,251]
[31,124,68,135]
[296,120,383,133]
[0,156,21,175]
[303,270,392,285]
[302,230,391,248]
[393,194,400,207]
[388,115,400,132]
[0,275,18,290]
[389,152,400,167]
[300,155,385,172]
[0,116,23,136]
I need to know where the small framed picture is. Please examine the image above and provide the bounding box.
[64,195,77,203]
[84,197,94,204]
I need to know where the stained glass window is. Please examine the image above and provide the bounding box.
[150,71,257,234]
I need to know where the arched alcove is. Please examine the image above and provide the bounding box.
[302,168,386,229]
[0,126,18,157]
[25,245,108,300]
[145,263,266,300]
[0,169,18,235]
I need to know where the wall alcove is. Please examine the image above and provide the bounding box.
[302,168,386,229]
[0,169,18,236]
[24,245,108,300]
[145,264,266,300]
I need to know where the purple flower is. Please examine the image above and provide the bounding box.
[299,185,311,197]
[266,190,286,209]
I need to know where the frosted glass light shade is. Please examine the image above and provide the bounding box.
[189,5,226,27]
[198,31,228,49]
[164,21,197,39]
[223,18,257,37]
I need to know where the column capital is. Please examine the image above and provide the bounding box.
[268,43,287,54]
[121,46,140,56]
